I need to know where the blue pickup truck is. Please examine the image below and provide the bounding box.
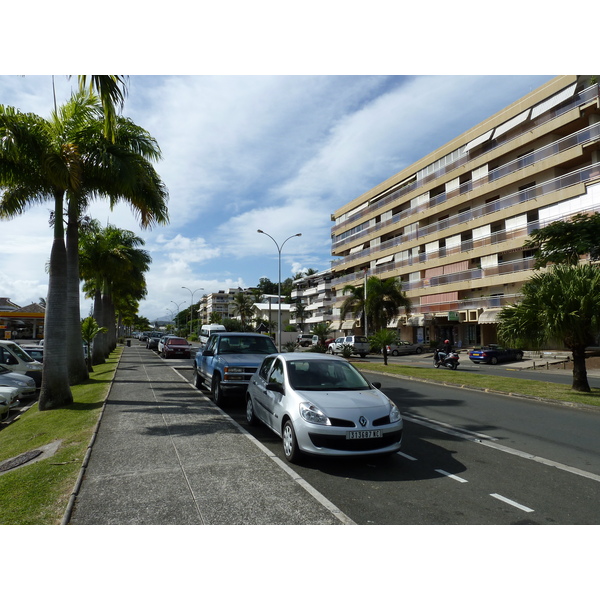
[192,332,277,405]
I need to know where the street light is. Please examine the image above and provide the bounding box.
[182,287,204,337]
[171,300,186,335]
[257,229,302,351]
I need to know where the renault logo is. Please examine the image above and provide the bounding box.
[359,416,367,427]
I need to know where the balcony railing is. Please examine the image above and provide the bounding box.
[332,83,599,237]
[331,161,600,289]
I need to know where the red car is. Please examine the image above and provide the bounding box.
[161,337,191,359]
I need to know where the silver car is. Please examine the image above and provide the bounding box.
[246,353,403,463]
[0,365,37,399]
[385,341,425,356]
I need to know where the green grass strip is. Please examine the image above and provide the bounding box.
[0,348,121,525]
[357,363,600,408]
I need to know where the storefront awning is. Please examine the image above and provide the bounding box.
[478,308,502,324]
[341,320,356,329]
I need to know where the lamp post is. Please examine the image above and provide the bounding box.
[257,229,302,351]
[182,287,204,337]
[171,300,186,336]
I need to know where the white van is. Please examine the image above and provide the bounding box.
[0,340,43,387]
[199,324,226,346]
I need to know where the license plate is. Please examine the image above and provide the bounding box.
[346,430,383,440]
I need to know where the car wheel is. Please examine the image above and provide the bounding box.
[391,350,399,356]
[490,357,498,365]
[516,352,523,361]
[360,353,367,358]
[415,347,423,354]
[282,419,301,463]
[211,374,225,406]
[246,394,258,426]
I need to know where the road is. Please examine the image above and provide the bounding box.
[175,350,600,525]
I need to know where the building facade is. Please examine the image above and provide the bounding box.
[330,75,600,348]
[290,270,334,332]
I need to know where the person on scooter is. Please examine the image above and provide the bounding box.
[436,339,453,365]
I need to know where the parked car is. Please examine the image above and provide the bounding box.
[146,332,163,350]
[0,365,37,399]
[297,333,314,347]
[161,337,192,359]
[0,340,43,387]
[327,335,370,358]
[193,332,277,405]
[246,353,403,463]
[0,386,21,416]
[19,345,44,362]
[385,341,425,355]
[468,344,524,365]
[157,335,177,354]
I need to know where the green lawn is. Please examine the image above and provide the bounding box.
[357,362,600,408]
[0,349,121,525]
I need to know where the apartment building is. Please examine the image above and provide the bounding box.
[330,75,600,348]
[290,270,334,332]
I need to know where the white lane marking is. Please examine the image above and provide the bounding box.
[404,414,498,441]
[405,414,600,484]
[490,493,534,513]
[435,469,468,483]
[397,451,417,461]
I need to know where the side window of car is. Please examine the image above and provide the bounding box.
[345,336,352,343]
[205,335,217,353]
[269,359,284,386]
[259,356,275,380]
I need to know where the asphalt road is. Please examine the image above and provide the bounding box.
[172,352,600,525]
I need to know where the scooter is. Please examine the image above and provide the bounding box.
[433,349,460,370]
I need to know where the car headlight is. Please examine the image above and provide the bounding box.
[299,402,331,426]
[28,363,42,371]
[389,402,402,423]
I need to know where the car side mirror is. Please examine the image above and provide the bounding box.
[266,382,284,394]
[202,349,214,356]
[371,381,382,389]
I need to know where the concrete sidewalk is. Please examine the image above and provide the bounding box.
[66,344,351,525]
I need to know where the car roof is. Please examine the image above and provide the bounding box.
[212,332,269,337]
[269,352,348,362]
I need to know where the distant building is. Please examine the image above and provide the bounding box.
[290,270,334,333]
[0,298,45,339]
[330,75,600,347]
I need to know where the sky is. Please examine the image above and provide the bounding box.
[0,73,557,321]
[0,2,587,323]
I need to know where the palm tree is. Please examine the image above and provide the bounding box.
[498,264,600,392]
[365,276,411,331]
[291,300,308,331]
[230,292,256,331]
[339,283,365,330]
[81,316,107,372]
[339,276,411,334]
[369,329,399,365]
[312,322,333,348]
[0,92,168,408]
[80,222,151,365]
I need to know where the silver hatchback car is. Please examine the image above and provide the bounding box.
[246,353,403,463]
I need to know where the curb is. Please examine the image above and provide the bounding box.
[60,348,122,525]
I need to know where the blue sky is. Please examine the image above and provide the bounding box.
[0,74,556,320]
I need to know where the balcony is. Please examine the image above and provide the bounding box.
[332,83,599,237]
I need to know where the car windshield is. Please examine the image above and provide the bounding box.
[287,359,371,391]
[11,344,35,362]
[218,336,277,354]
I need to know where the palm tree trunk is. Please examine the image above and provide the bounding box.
[571,346,591,392]
[39,192,73,410]
[91,289,106,365]
[66,205,89,384]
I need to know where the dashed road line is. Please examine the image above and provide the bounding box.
[435,469,468,483]
[490,493,534,513]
